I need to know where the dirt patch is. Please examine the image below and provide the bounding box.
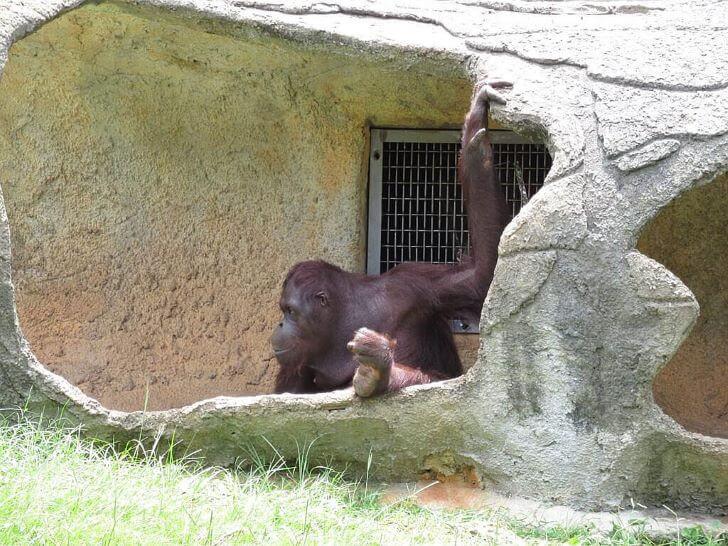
[638,173,728,438]
[382,479,486,510]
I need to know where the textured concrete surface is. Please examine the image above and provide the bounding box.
[0,0,726,516]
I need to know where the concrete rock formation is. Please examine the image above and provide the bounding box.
[0,0,726,514]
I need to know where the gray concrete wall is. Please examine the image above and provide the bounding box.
[0,0,726,515]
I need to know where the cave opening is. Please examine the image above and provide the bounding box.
[638,173,728,438]
[0,1,475,411]
[0,1,550,412]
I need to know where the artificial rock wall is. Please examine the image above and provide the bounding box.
[0,0,726,515]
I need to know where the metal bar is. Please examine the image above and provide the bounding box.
[381,128,539,145]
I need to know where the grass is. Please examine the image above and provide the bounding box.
[0,413,724,545]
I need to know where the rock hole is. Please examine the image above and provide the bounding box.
[638,173,728,438]
[0,2,550,412]
[0,2,475,411]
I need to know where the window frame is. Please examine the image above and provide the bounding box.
[366,128,537,275]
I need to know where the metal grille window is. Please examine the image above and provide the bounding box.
[367,129,552,275]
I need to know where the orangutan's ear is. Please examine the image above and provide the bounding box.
[315,291,329,307]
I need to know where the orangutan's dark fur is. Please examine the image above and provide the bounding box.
[271,82,509,396]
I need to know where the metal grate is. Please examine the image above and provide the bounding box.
[367,129,552,275]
